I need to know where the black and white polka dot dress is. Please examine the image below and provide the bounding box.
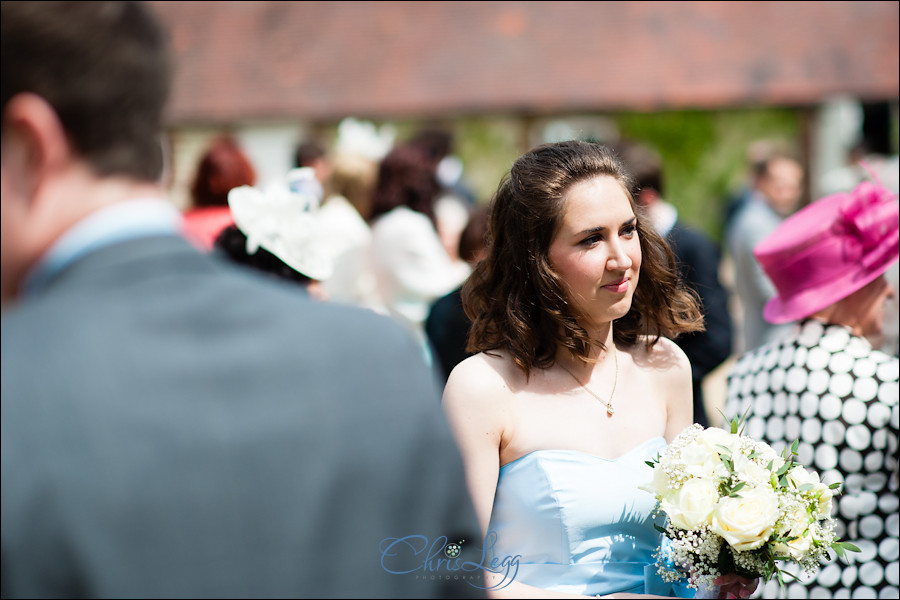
[725,319,899,600]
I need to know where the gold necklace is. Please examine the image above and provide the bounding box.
[558,344,619,416]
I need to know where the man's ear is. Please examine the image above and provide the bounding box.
[2,92,72,211]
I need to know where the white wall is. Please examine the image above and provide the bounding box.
[164,121,311,211]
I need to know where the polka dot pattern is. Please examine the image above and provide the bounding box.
[725,319,899,598]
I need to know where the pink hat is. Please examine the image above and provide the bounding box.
[754,180,899,324]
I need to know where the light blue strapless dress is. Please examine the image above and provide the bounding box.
[486,436,693,597]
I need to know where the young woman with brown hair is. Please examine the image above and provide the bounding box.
[443,141,755,599]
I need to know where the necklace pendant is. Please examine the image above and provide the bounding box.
[606,405,615,416]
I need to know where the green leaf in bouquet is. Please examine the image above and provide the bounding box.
[654,523,668,535]
[719,407,750,435]
[831,541,861,559]
[778,568,803,583]
[728,482,747,497]
[790,439,799,455]
[775,461,792,477]
[798,483,815,492]
[763,558,775,582]
[721,454,734,472]
[828,482,842,490]
[776,462,793,488]
[765,552,803,595]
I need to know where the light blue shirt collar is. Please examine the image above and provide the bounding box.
[23,198,184,297]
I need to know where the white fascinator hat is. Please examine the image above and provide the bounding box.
[334,117,396,161]
[227,167,334,281]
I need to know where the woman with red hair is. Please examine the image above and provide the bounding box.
[182,136,256,249]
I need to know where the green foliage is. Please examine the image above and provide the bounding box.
[453,117,523,203]
[611,108,801,243]
[722,406,751,435]
[832,541,861,559]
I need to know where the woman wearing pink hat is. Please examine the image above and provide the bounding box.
[724,180,899,599]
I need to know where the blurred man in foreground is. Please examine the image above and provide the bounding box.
[1,2,482,597]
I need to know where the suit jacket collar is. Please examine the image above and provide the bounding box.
[23,199,183,297]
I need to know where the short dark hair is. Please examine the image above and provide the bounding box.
[294,140,326,169]
[618,142,663,197]
[408,127,453,166]
[463,140,702,376]
[0,1,172,181]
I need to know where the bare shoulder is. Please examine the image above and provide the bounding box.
[443,351,520,406]
[442,351,520,451]
[442,351,529,427]
[651,336,691,367]
[636,338,695,439]
[628,336,691,380]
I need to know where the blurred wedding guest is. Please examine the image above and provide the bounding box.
[182,136,256,250]
[620,143,733,427]
[317,151,382,309]
[0,3,483,598]
[214,169,332,301]
[820,150,900,357]
[409,126,476,206]
[724,180,899,599]
[721,139,778,239]
[726,151,804,352]
[425,205,490,382]
[409,127,477,263]
[368,143,470,349]
[293,138,329,200]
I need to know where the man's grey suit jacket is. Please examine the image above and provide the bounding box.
[1,234,483,599]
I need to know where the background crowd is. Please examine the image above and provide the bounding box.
[2,2,897,599]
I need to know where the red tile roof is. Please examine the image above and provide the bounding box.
[149,1,899,125]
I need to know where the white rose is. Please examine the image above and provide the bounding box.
[786,465,819,488]
[772,531,813,561]
[732,452,775,487]
[639,463,672,498]
[787,466,833,518]
[681,442,728,480]
[772,507,814,560]
[711,486,779,551]
[815,486,834,519]
[696,427,741,457]
[752,442,785,472]
[662,477,720,530]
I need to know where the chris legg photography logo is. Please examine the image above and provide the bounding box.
[379,531,521,590]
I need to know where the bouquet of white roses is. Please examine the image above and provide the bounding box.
[640,416,858,593]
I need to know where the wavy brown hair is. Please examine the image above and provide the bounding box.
[463,140,703,377]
